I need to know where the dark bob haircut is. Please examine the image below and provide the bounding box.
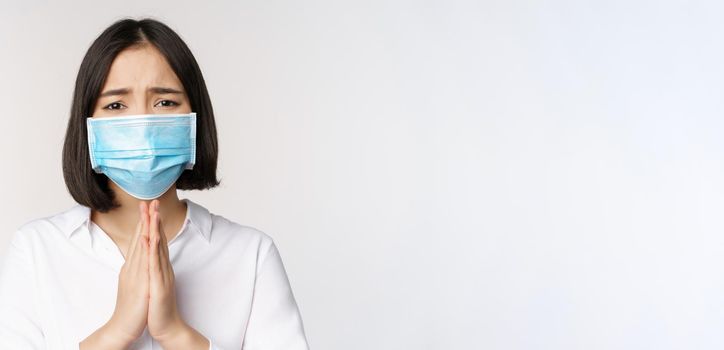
[62,18,220,212]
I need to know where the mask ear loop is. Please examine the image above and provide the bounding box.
[86,117,101,173]
[186,112,197,170]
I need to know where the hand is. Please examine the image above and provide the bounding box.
[146,200,186,341]
[82,201,208,349]
[108,201,151,344]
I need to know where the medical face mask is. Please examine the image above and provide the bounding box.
[86,113,196,200]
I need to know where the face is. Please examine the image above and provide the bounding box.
[92,43,191,118]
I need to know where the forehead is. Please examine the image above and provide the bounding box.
[102,43,183,89]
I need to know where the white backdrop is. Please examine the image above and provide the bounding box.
[1,0,723,349]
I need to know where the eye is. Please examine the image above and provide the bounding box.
[155,100,179,108]
[103,102,126,110]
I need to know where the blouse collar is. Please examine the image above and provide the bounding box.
[52,198,212,244]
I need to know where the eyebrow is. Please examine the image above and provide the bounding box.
[99,86,184,97]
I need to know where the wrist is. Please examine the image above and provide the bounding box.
[154,319,190,347]
[86,320,137,350]
[155,320,210,350]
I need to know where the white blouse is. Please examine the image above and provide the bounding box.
[0,198,310,350]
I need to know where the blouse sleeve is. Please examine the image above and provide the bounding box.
[241,240,309,350]
[0,231,45,348]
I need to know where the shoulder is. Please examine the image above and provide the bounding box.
[7,204,88,256]
[201,211,281,273]
[186,198,275,250]
[208,213,276,252]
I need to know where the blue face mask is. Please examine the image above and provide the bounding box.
[86,113,196,200]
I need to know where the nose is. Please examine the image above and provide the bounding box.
[129,92,153,115]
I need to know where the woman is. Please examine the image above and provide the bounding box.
[0,18,310,350]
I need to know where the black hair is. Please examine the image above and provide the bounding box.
[62,17,220,212]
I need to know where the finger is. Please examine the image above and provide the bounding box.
[139,234,149,271]
[141,201,150,241]
[149,201,162,281]
[155,202,173,282]
[132,204,149,274]
[157,201,169,253]
[126,218,142,264]
[154,201,166,259]
[126,202,147,262]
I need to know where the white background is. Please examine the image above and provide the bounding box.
[1,0,723,349]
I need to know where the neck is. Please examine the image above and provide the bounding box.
[91,182,188,243]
